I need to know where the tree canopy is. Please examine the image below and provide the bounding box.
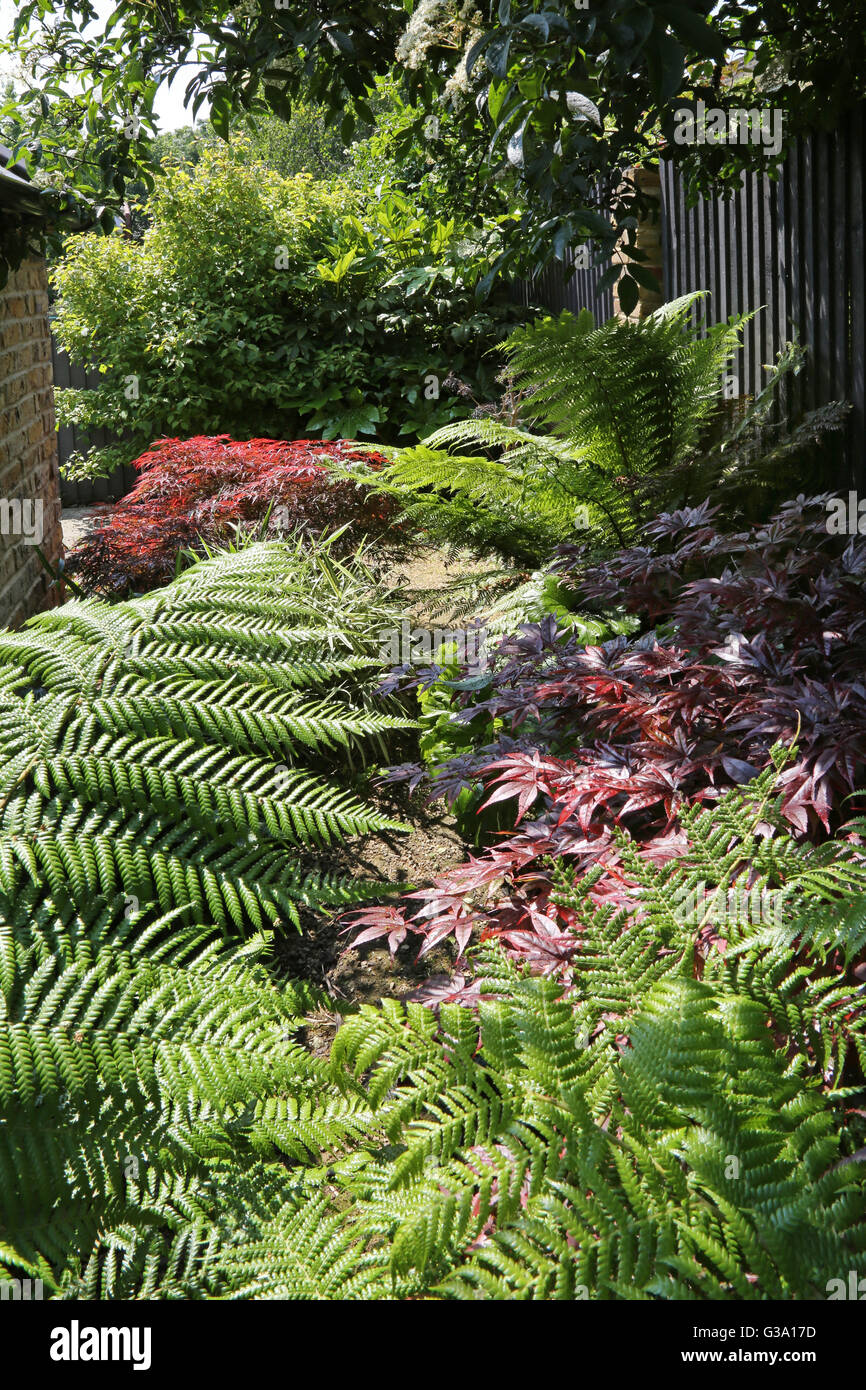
[2,2,864,290]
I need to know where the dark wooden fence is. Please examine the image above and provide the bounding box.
[52,335,135,506]
[516,242,615,321]
[661,103,865,488]
[520,103,866,489]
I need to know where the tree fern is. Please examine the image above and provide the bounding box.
[343,295,748,562]
[0,539,415,936]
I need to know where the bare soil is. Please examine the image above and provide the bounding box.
[276,543,493,1048]
[275,797,467,1055]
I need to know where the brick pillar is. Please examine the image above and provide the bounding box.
[0,257,64,628]
[611,166,664,321]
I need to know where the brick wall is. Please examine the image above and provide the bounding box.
[0,257,63,629]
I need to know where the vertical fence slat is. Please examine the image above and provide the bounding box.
[814,132,834,411]
[738,171,752,396]
[801,134,818,411]
[832,125,848,422]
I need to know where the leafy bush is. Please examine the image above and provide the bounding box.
[362,495,866,975]
[66,435,401,594]
[346,74,514,231]
[52,144,524,479]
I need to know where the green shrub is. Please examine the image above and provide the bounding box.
[51,144,523,479]
[346,74,515,232]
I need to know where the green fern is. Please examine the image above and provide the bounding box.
[0,540,415,934]
[0,536,414,1298]
[315,768,866,1299]
[4,558,865,1301]
[0,888,375,1297]
[342,295,747,563]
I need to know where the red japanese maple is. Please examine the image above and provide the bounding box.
[67,435,399,593]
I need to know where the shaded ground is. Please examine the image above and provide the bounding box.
[275,796,467,1056]
[278,543,494,1049]
[61,505,102,551]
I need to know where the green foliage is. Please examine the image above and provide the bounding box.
[8,763,865,1298]
[147,106,353,185]
[50,143,522,478]
[493,293,749,544]
[345,295,746,564]
[347,73,514,231]
[6,3,861,287]
[0,534,408,1297]
[316,767,866,1299]
[3,571,865,1302]
[233,106,353,182]
[668,339,851,522]
[0,897,335,1298]
[0,537,414,935]
[342,439,580,567]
